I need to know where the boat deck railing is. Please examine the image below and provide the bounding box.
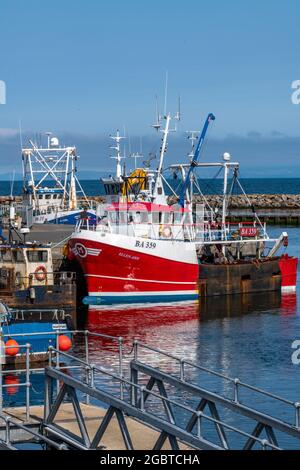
[75,218,271,244]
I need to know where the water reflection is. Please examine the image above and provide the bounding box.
[84,291,298,373]
[86,291,297,336]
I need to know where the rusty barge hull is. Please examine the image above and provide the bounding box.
[198,258,285,297]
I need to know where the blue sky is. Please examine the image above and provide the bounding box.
[0,0,300,177]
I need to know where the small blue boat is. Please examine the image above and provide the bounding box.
[0,302,73,365]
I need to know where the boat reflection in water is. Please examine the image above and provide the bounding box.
[198,291,297,320]
[85,291,297,367]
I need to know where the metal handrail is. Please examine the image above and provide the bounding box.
[133,341,298,421]
[45,348,280,450]
[0,330,124,419]
[0,412,67,450]
[0,332,299,449]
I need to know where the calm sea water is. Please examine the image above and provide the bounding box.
[2,178,300,196]
[3,225,300,449]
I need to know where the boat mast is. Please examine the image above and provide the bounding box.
[22,133,87,212]
[69,153,78,210]
[110,130,125,181]
[152,104,180,203]
[221,152,231,227]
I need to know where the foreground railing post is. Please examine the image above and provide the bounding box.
[0,350,3,415]
[234,378,240,403]
[25,344,31,422]
[5,418,10,447]
[130,367,138,406]
[44,350,54,422]
[133,340,138,361]
[118,337,124,400]
[84,330,89,364]
[295,402,300,429]
[55,334,60,396]
[180,360,185,381]
[85,331,90,404]
[197,411,202,438]
[140,386,145,412]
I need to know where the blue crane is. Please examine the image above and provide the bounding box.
[179,113,215,207]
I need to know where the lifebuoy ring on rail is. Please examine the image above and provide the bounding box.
[34,265,47,282]
[159,225,173,239]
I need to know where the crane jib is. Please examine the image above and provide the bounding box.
[179,113,216,207]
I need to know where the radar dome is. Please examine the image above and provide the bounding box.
[50,137,59,147]
[222,152,231,161]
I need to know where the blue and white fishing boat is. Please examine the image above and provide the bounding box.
[22,133,96,225]
[0,302,73,365]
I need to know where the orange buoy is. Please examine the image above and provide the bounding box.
[5,375,20,395]
[5,339,20,356]
[58,335,72,352]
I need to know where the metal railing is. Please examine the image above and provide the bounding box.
[132,341,300,431]
[43,347,280,450]
[0,329,124,421]
[0,333,299,449]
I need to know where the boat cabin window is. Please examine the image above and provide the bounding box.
[131,211,148,224]
[45,194,51,200]
[117,211,127,224]
[38,194,43,199]
[152,212,160,224]
[173,212,182,224]
[0,250,12,262]
[163,213,172,224]
[104,183,122,195]
[108,211,117,224]
[26,250,48,262]
[12,250,25,263]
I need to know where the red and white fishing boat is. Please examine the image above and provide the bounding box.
[68,112,298,304]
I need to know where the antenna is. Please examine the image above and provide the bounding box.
[175,96,181,122]
[164,70,168,117]
[109,129,126,180]
[186,130,200,158]
[139,136,143,154]
[130,152,144,170]
[10,170,15,198]
[45,132,52,148]
[18,119,23,149]
[152,95,161,131]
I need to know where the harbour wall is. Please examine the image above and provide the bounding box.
[193,194,300,225]
[2,194,300,225]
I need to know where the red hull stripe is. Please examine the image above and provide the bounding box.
[85,273,197,285]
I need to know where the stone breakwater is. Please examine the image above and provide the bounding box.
[194,194,300,209]
[193,194,300,225]
[2,194,299,209]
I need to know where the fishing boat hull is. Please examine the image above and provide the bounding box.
[1,306,75,366]
[68,231,298,304]
[68,231,199,304]
[33,209,96,225]
[198,256,298,297]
